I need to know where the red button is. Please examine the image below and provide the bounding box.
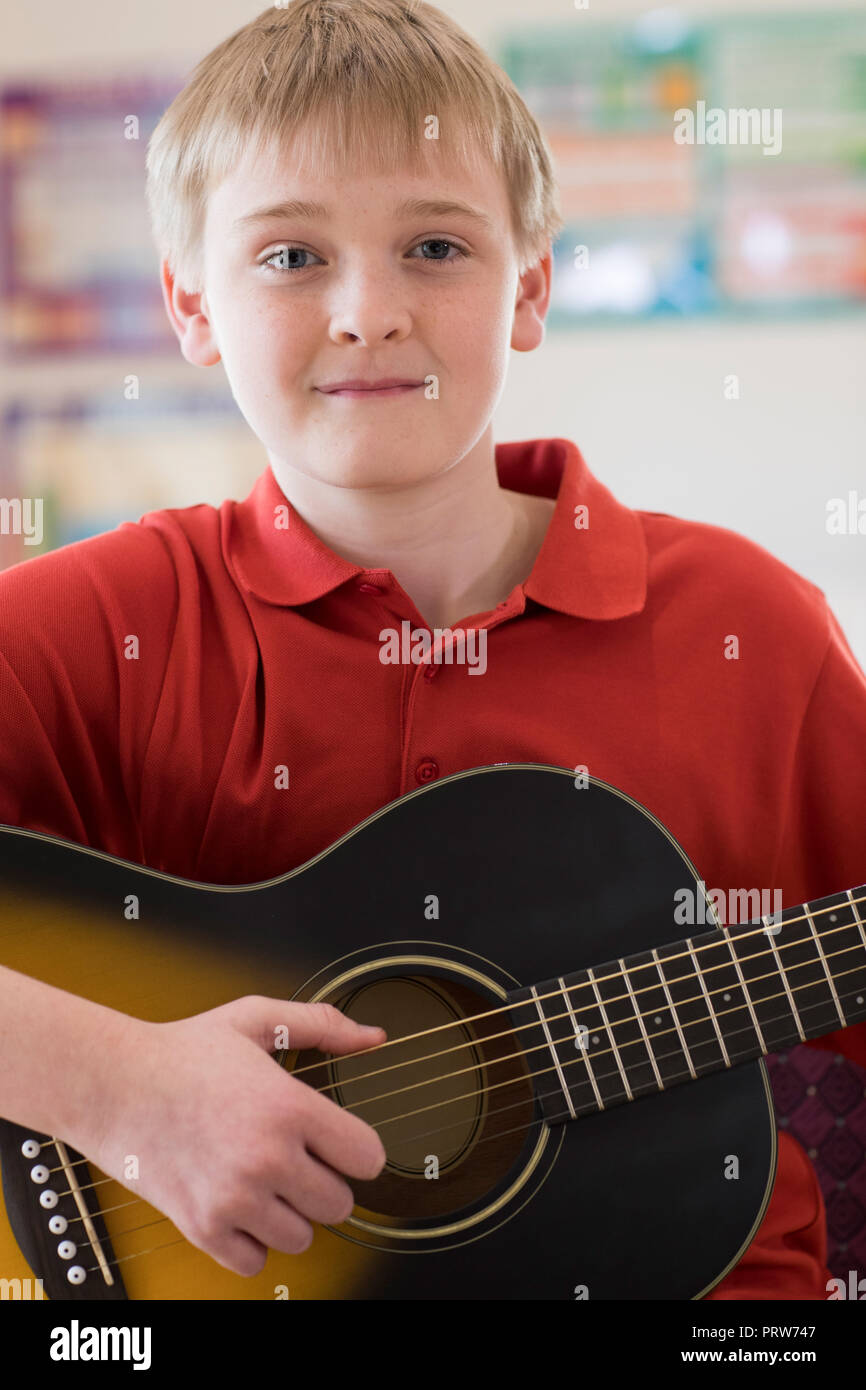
[415,758,439,783]
[357,582,384,595]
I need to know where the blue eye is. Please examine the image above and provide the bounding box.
[259,238,469,273]
[261,246,322,273]
[410,238,468,265]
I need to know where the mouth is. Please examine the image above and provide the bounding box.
[316,379,425,399]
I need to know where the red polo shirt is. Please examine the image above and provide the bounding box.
[1,435,864,1300]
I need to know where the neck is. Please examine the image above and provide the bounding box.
[268,429,553,630]
[509,885,866,1125]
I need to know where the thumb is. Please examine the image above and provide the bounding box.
[224,995,387,1056]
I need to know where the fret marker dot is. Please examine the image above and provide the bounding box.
[591,1035,599,1045]
[857,996,864,1006]
[723,993,731,1002]
[654,1015,662,1025]
[829,914,837,922]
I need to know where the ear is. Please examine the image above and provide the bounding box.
[510,247,553,354]
[159,260,222,367]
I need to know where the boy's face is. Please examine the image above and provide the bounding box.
[165,136,550,492]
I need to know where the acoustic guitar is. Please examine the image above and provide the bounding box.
[0,763,863,1300]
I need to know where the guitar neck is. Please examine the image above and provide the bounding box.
[508,884,866,1123]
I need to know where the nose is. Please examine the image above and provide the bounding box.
[327,262,413,346]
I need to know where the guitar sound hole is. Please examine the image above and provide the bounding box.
[292,974,537,1223]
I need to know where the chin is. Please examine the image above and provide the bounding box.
[324,452,443,491]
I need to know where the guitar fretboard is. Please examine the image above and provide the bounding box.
[507,885,866,1124]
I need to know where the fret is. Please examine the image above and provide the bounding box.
[507,968,632,1122]
[764,915,806,1043]
[654,938,729,1073]
[605,947,690,1090]
[679,925,762,1064]
[555,975,608,1113]
[686,937,731,1066]
[720,925,768,1053]
[793,888,866,1038]
[617,956,665,1092]
[763,894,850,1041]
[803,903,846,1028]
[503,986,565,1123]
[724,915,799,1053]
[558,972,584,1043]
[650,947,696,1079]
[590,954,661,1098]
[848,888,866,948]
[530,985,576,1120]
[550,970,626,1111]
[843,888,866,1026]
[506,976,601,1123]
[586,966,633,1100]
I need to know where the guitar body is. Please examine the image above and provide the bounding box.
[0,764,776,1300]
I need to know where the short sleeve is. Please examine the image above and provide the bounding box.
[0,524,177,862]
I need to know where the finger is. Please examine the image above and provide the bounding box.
[276,1150,355,1227]
[301,1085,388,1182]
[226,997,387,1056]
[245,1198,315,1258]
[193,1225,270,1279]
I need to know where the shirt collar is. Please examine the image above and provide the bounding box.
[226,436,647,620]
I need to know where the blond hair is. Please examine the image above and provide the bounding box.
[145,0,563,292]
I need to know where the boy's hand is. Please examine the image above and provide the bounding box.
[83,997,387,1277]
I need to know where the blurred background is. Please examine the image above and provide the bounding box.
[1,0,864,665]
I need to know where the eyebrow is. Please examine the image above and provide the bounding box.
[230,196,494,235]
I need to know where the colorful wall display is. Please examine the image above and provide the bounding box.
[497,10,866,321]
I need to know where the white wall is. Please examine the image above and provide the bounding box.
[2,0,864,661]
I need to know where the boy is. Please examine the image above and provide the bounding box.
[1,0,864,1299]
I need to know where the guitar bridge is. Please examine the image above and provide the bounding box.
[0,1117,127,1300]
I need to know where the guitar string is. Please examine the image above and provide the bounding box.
[293,914,866,1106]
[39,916,866,1180]
[78,930,866,1164]
[45,967,865,1278]
[286,891,866,1084]
[71,974,864,1278]
[305,955,866,1129]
